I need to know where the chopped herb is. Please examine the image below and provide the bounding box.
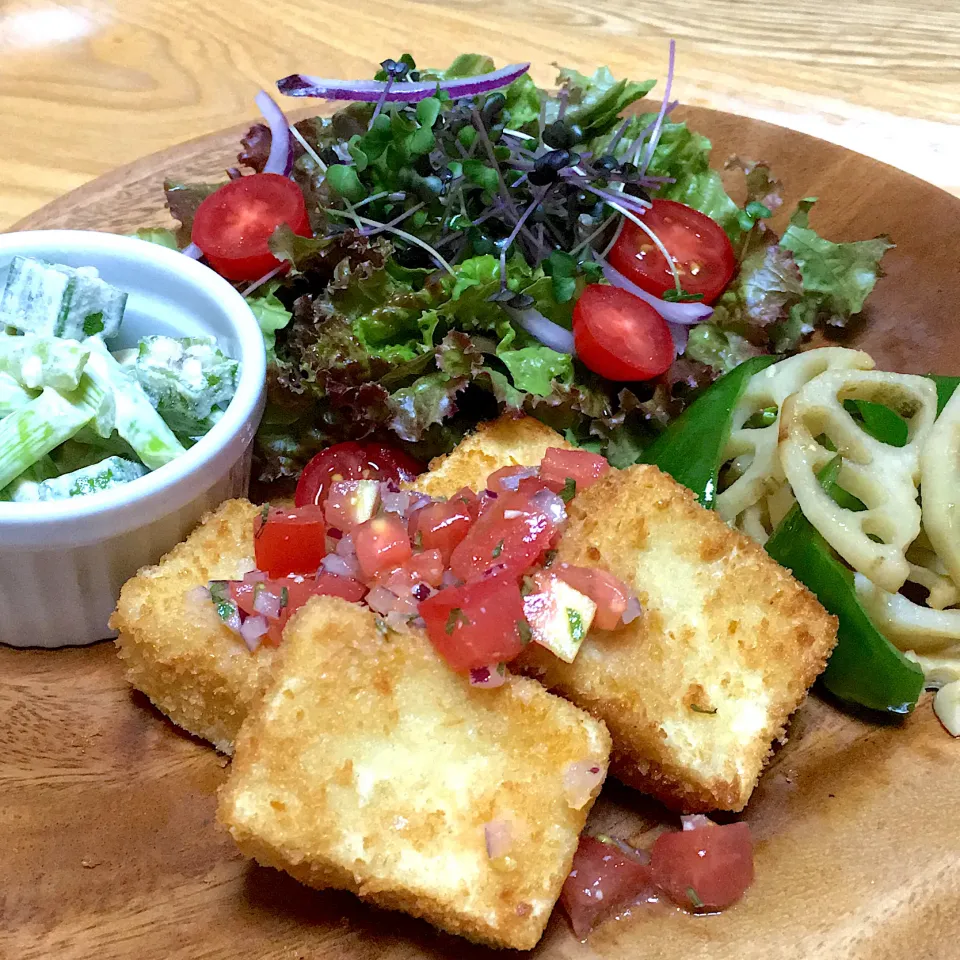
[82,311,104,336]
[496,662,507,677]
[686,887,704,909]
[280,586,289,608]
[374,616,388,636]
[492,538,504,559]
[445,607,468,634]
[517,619,532,644]
[209,581,229,603]
[560,477,577,503]
[413,530,424,549]
[520,576,536,597]
[691,703,718,714]
[208,583,238,624]
[543,549,558,568]
[567,607,585,642]
[260,503,270,524]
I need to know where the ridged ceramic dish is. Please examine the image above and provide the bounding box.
[0,230,266,648]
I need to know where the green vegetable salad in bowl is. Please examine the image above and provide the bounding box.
[148,47,891,482]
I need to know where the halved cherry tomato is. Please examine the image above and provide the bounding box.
[539,447,610,497]
[253,505,326,578]
[419,576,526,672]
[561,836,656,939]
[608,199,736,305]
[409,499,474,564]
[295,441,424,509]
[449,491,558,583]
[354,514,413,579]
[573,284,675,382]
[192,174,312,282]
[650,822,754,912]
[556,563,631,631]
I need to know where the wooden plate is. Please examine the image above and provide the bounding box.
[3,108,959,960]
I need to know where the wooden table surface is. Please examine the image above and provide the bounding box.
[2,0,960,230]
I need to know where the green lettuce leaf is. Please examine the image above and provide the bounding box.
[247,282,293,360]
[498,346,574,397]
[131,227,179,250]
[552,67,656,138]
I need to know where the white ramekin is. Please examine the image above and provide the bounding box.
[0,230,266,647]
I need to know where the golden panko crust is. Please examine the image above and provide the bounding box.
[218,597,611,950]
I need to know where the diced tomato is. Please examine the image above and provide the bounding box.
[650,822,754,912]
[409,499,474,564]
[354,514,413,579]
[608,199,737,305]
[313,572,367,603]
[572,284,675,382]
[486,465,545,494]
[374,549,445,596]
[539,447,610,497]
[191,174,312,282]
[561,836,656,939]
[419,576,526,672]
[449,491,558,583]
[556,564,632,631]
[295,441,424,509]
[253,505,326,578]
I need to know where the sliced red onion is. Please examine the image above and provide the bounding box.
[240,614,270,652]
[441,569,463,589]
[622,595,643,625]
[185,585,211,605]
[381,488,415,517]
[221,603,242,635]
[253,588,282,620]
[470,664,507,689]
[384,610,414,632]
[681,814,715,831]
[563,760,605,810]
[667,321,689,357]
[598,258,713,325]
[335,533,356,558]
[322,552,360,578]
[504,306,575,354]
[530,488,567,525]
[484,819,513,858]
[366,586,397,615]
[182,242,203,260]
[277,62,530,103]
[498,466,539,491]
[254,90,294,177]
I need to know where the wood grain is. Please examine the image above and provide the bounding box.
[1,0,960,230]
[3,109,960,959]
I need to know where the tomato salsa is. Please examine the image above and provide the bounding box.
[204,443,641,675]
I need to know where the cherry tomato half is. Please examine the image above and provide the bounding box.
[573,284,675,382]
[294,442,424,508]
[192,173,311,281]
[608,199,736,305]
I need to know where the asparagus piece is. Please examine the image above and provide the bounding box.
[0,375,106,490]
[84,338,185,469]
[0,455,59,502]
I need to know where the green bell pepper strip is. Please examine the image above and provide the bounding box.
[765,456,923,715]
[927,374,960,415]
[640,355,777,507]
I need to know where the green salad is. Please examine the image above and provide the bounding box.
[148,50,891,482]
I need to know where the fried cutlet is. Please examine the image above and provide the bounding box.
[516,464,838,812]
[217,596,611,950]
[110,499,274,753]
[410,416,838,812]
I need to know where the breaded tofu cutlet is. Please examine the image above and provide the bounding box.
[110,499,274,753]
[218,596,611,950]
[411,418,838,812]
[410,412,574,497]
